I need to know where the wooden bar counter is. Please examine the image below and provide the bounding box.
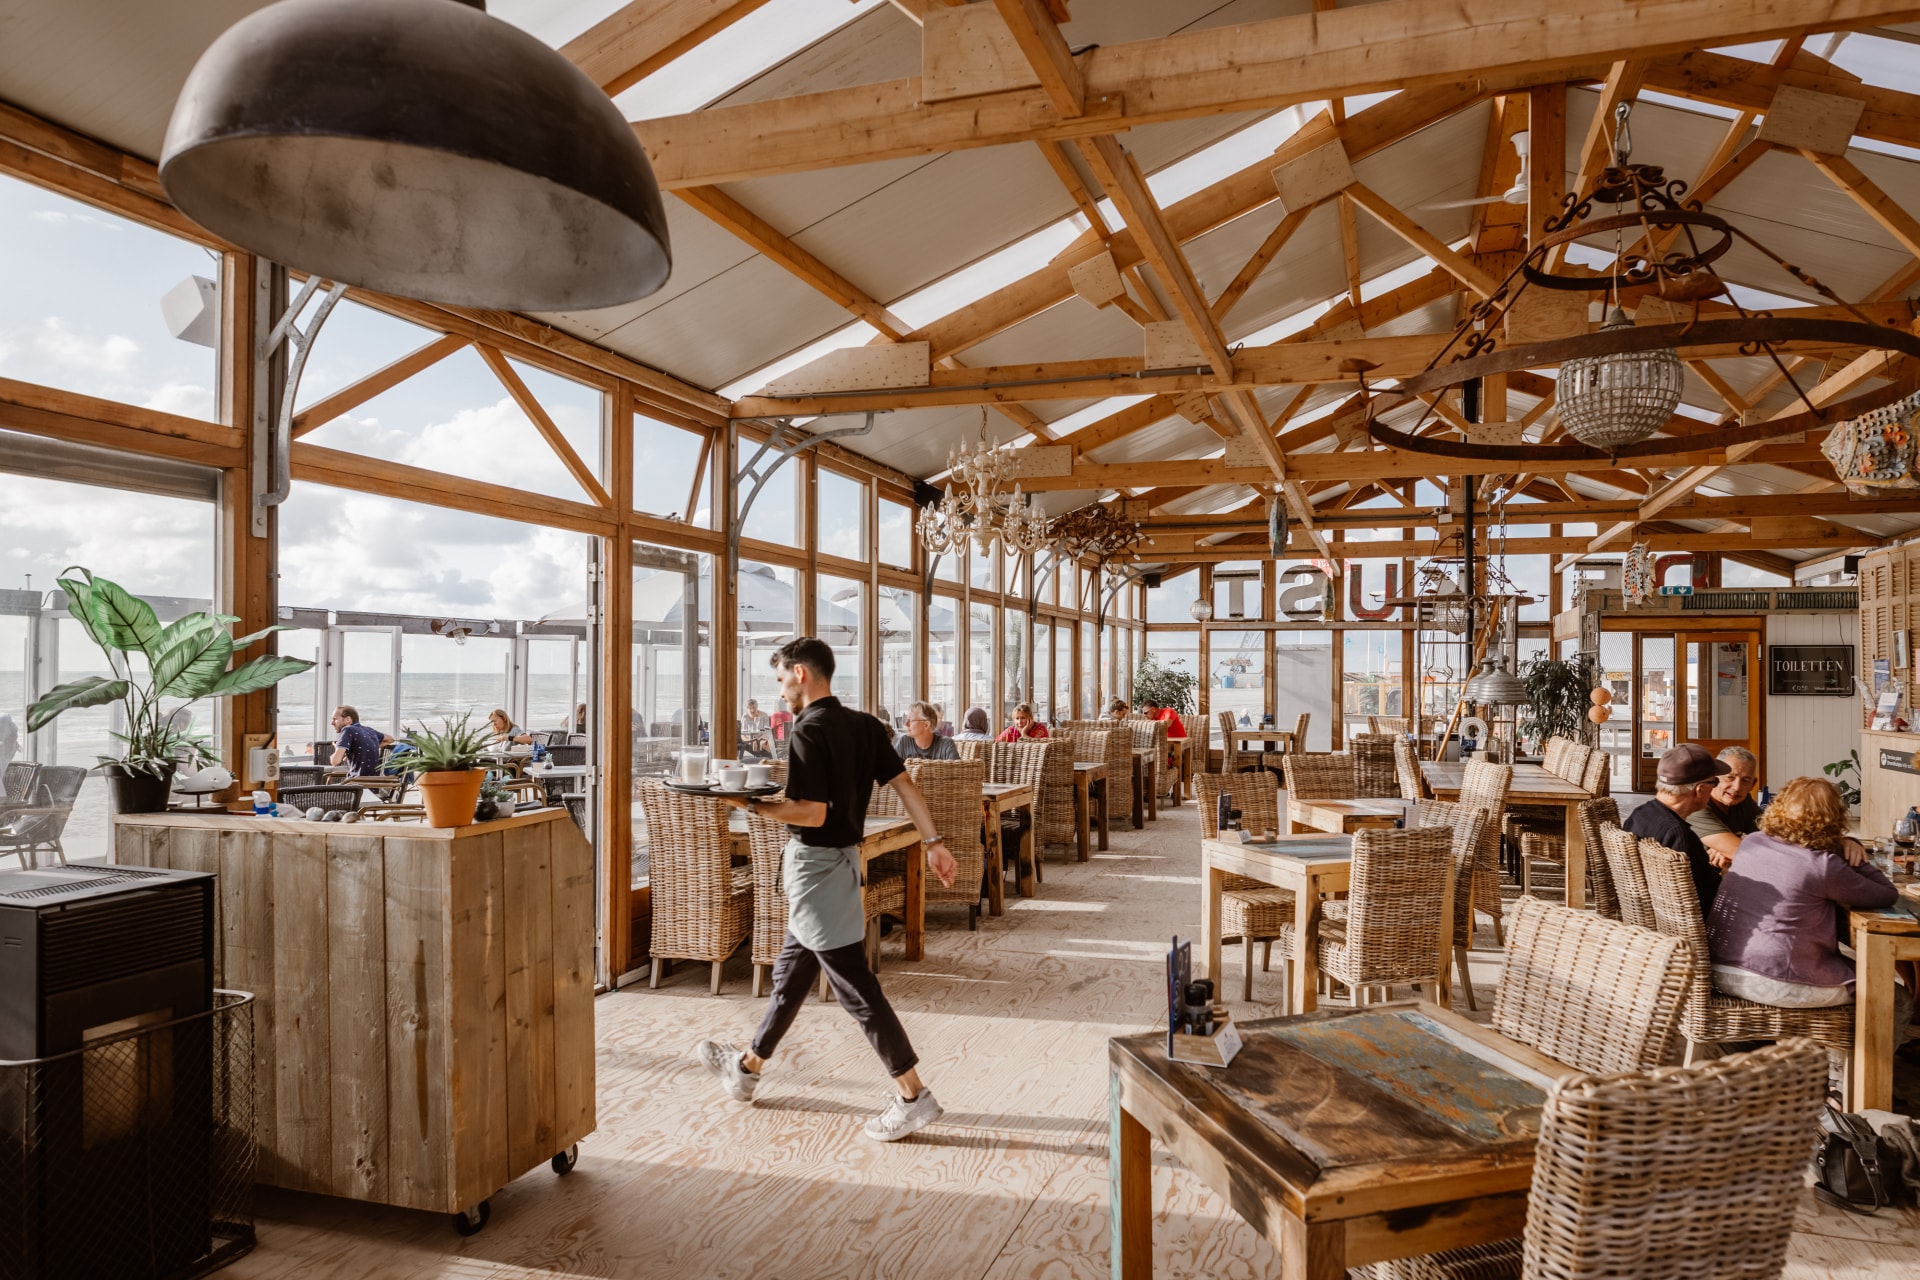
[113,808,595,1222]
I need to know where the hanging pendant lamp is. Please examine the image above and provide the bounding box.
[1463,652,1531,706]
[160,0,672,311]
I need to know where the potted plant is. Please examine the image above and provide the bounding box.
[1518,651,1597,755]
[1132,652,1198,714]
[392,714,493,827]
[25,568,314,814]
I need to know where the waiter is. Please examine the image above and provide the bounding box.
[696,637,958,1142]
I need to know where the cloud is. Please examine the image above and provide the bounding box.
[0,317,140,377]
[30,209,121,231]
[142,382,215,418]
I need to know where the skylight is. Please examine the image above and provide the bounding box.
[1044,395,1155,440]
[720,320,878,401]
[889,219,1087,330]
[610,0,886,120]
[1144,103,1325,207]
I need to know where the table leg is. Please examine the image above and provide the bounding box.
[1096,779,1110,851]
[1110,1082,1153,1280]
[1075,778,1091,862]
[1292,875,1318,1014]
[1016,805,1037,897]
[1131,760,1145,830]
[1562,801,1586,911]
[1850,927,1897,1112]
[1202,858,1224,985]
[1279,1210,1345,1280]
[1432,850,1454,1011]
[1145,765,1159,823]
[905,842,925,961]
[983,801,1006,917]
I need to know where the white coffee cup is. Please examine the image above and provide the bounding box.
[718,767,748,790]
[744,763,772,787]
[678,749,708,782]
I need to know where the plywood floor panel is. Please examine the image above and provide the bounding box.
[224,799,1920,1280]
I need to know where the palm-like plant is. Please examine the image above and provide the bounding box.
[25,567,315,777]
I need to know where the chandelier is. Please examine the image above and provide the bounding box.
[1558,305,1684,451]
[917,422,1051,557]
[1049,502,1145,569]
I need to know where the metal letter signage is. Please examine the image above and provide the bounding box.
[1767,644,1854,696]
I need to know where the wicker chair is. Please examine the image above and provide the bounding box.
[278,784,363,813]
[1516,797,1622,915]
[954,738,987,763]
[1217,710,1259,775]
[1280,751,1354,802]
[1360,1040,1829,1280]
[1127,717,1170,808]
[1580,746,1609,796]
[1457,759,1513,947]
[1094,719,1135,824]
[1638,839,1855,1063]
[1314,825,1454,1005]
[1349,733,1399,798]
[0,765,85,868]
[744,803,794,998]
[357,803,426,822]
[1411,801,1492,1010]
[1554,742,1593,786]
[277,763,332,789]
[637,779,752,994]
[1195,772,1295,1002]
[1541,736,1571,777]
[1033,735,1074,864]
[1182,713,1211,774]
[1599,823,1656,930]
[1394,735,1429,800]
[1368,716,1408,735]
[902,757,987,935]
[1260,712,1310,774]
[0,761,38,806]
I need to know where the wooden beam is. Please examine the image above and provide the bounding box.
[1642,49,1920,154]
[1036,139,1112,237]
[0,378,243,468]
[1342,184,1500,297]
[475,344,616,508]
[1527,85,1568,251]
[631,0,1920,187]
[1136,528,1878,561]
[291,334,469,438]
[561,0,774,96]
[1210,206,1313,324]
[991,0,1084,116]
[1337,197,1365,316]
[1800,148,1920,260]
[292,443,616,537]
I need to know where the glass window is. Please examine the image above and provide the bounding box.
[933,546,960,582]
[1080,622,1097,716]
[817,469,866,560]
[1054,621,1072,722]
[818,574,865,712]
[1004,608,1026,713]
[969,603,995,727]
[0,174,219,420]
[738,439,797,544]
[400,632,510,734]
[1341,629,1402,739]
[1147,570,1201,623]
[878,586,918,733]
[1034,622,1052,723]
[969,545,996,592]
[523,634,582,734]
[878,497,914,568]
[736,560,798,719]
[1212,563,1265,621]
[1276,630,1334,750]
[275,627,324,758]
[633,418,712,525]
[633,542,714,884]
[1208,629,1260,726]
[929,593,959,731]
[1005,553,1026,601]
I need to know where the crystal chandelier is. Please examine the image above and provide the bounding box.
[1558,306,1685,452]
[1049,502,1145,570]
[916,421,1051,557]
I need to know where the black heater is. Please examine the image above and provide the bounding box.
[0,864,216,1279]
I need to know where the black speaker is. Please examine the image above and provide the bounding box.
[1143,573,1162,588]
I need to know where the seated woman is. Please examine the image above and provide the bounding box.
[1105,698,1130,720]
[895,701,958,762]
[998,703,1049,742]
[487,708,532,747]
[953,707,993,742]
[1707,776,1909,1037]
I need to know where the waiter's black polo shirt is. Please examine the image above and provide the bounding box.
[782,697,904,847]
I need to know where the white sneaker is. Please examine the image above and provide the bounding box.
[695,1040,758,1103]
[863,1088,942,1142]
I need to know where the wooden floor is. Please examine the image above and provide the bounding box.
[228,799,1919,1279]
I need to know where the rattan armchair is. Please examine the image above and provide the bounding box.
[1598,823,1656,930]
[1217,710,1259,775]
[1091,719,1135,822]
[1394,735,1428,800]
[1411,801,1492,1009]
[1361,1040,1829,1280]
[637,779,753,994]
[1280,751,1354,801]
[1033,735,1074,862]
[1260,711,1310,773]
[1638,838,1855,1062]
[0,764,84,868]
[1195,772,1295,1002]
[1349,733,1399,798]
[1127,717,1170,807]
[1314,825,1454,1005]
[902,757,987,934]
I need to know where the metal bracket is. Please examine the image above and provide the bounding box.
[726,413,876,579]
[257,273,347,526]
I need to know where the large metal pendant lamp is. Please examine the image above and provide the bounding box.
[1463,598,1531,706]
[160,0,672,311]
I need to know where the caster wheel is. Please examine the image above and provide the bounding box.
[551,1144,579,1176]
[453,1200,490,1236]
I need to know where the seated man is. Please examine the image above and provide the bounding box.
[1687,745,1761,869]
[329,705,394,776]
[740,698,773,760]
[1138,696,1186,784]
[895,701,958,762]
[997,703,1049,742]
[1624,744,1726,917]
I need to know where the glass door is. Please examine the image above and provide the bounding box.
[1685,633,1758,768]
[1634,634,1676,792]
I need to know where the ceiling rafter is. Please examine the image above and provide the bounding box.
[561,0,774,97]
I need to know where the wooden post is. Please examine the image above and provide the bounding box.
[1197,565,1214,728]
[1330,531,1346,750]
[714,425,739,760]
[1262,559,1279,727]
[602,384,637,987]
[218,252,277,788]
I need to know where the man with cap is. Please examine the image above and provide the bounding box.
[1624,743,1726,916]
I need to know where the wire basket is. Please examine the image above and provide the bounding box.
[0,991,255,1280]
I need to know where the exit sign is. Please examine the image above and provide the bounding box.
[1658,585,1693,596]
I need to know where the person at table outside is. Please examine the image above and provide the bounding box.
[953,707,993,742]
[487,708,532,747]
[998,703,1049,742]
[697,637,958,1142]
[1688,745,1763,869]
[895,701,959,762]
[328,705,392,776]
[1104,697,1130,720]
[572,702,588,736]
[1139,695,1186,780]
[1706,776,1910,1041]
[1623,743,1726,917]
[740,698,773,760]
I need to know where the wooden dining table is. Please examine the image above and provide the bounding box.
[1422,760,1594,909]
[1229,726,1294,754]
[1110,1000,1567,1280]
[1848,882,1920,1112]
[1071,761,1109,860]
[981,781,1036,907]
[1288,796,1416,834]
[1200,832,1452,1015]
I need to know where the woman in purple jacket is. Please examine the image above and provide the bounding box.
[1706,777,1909,1042]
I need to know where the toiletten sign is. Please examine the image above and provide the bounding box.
[1768,645,1854,696]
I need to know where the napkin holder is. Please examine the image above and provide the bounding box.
[1170,1007,1242,1068]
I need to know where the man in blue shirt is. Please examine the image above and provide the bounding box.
[329,706,391,776]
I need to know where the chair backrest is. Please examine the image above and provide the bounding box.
[1598,823,1656,930]
[1393,735,1427,801]
[278,764,330,789]
[1576,798,1623,920]
[744,802,792,965]
[1554,741,1592,785]
[1181,714,1206,751]
[278,785,362,812]
[36,765,86,809]
[529,730,553,747]
[954,738,987,763]
[635,779,742,959]
[358,803,427,823]
[1542,736,1570,776]
[869,778,904,816]
[1291,712,1310,745]
[567,733,588,745]
[1348,733,1399,798]
[1457,758,1512,821]
[1341,825,1453,983]
[1217,710,1247,770]
[1071,729,1109,765]
[905,757,985,904]
[1635,839,1717,1016]
[988,740,1046,790]
[1580,746,1610,796]
[545,744,586,767]
[1195,771,1281,840]
[1413,800,1489,949]
[1520,1040,1828,1280]
[1493,895,1693,1073]
[3,761,40,803]
[1368,716,1408,735]
[1099,721,1134,814]
[1281,752,1354,801]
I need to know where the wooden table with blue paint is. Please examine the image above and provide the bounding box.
[1109,1001,1572,1280]
[1200,833,1454,1014]
[1848,881,1920,1112]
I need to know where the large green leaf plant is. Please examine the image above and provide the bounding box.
[25,568,316,778]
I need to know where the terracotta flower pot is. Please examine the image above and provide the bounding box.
[417,768,486,827]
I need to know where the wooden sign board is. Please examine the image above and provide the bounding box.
[764,341,930,394]
[1271,140,1355,215]
[1068,250,1125,306]
[922,5,1040,103]
[1756,85,1866,156]
[1005,445,1073,479]
[1504,287,1588,343]
[1144,321,1205,369]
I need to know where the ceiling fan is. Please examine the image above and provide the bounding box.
[1420,130,1531,210]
